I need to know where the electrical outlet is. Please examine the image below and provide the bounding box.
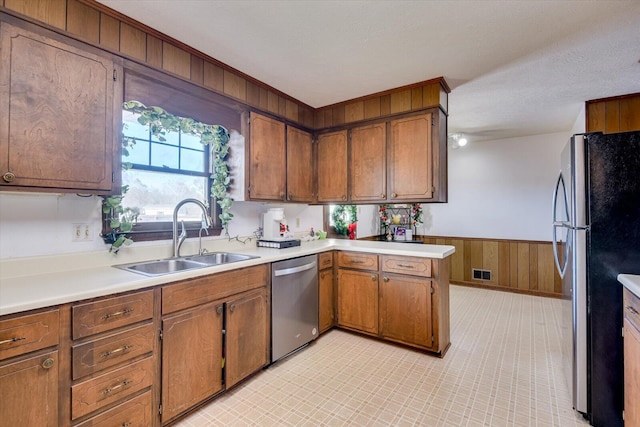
[72,223,93,242]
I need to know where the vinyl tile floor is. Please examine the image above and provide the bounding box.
[175,285,590,426]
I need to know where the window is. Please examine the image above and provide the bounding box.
[121,108,211,224]
[102,104,222,243]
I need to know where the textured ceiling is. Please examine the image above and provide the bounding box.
[98,0,640,141]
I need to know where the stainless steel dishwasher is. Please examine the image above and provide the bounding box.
[271,254,318,362]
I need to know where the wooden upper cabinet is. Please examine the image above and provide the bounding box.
[286,126,315,203]
[317,130,348,203]
[350,123,386,202]
[248,112,286,201]
[0,19,121,194]
[389,113,434,201]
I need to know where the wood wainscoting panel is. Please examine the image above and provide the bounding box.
[66,0,100,44]
[415,235,563,298]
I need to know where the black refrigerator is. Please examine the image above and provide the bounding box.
[552,131,640,426]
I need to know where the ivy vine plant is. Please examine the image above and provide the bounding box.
[102,101,232,253]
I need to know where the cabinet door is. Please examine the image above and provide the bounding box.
[319,268,335,333]
[350,122,386,202]
[389,113,434,201]
[248,112,286,200]
[286,126,315,202]
[161,302,223,423]
[624,317,640,427]
[0,351,58,427]
[379,274,433,349]
[225,288,269,389]
[337,269,378,334]
[317,130,348,203]
[0,22,120,193]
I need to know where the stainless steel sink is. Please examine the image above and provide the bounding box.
[114,258,209,276]
[114,252,259,276]
[184,252,258,265]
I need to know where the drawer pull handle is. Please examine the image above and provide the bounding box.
[0,336,26,346]
[397,264,415,269]
[122,423,131,427]
[103,379,132,395]
[102,344,133,358]
[101,308,133,320]
[627,305,639,315]
[350,260,365,264]
[42,358,54,369]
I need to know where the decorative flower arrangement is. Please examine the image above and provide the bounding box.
[378,204,391,226]
[411,203,423,228]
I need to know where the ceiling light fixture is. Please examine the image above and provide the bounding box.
[448,133,469,149]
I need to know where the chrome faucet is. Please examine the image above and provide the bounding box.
[172,198,212,258]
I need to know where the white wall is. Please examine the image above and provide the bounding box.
[358,131,570,242]
[0,130,575,259]
[0,193,324,260]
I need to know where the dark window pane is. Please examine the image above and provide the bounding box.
[181,132,202,150]
[123,110,149,139]
[151,144,179,169]
[126,139,150,165]
[181,148,205,172]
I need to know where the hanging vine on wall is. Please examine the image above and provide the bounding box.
[102,101,232,253]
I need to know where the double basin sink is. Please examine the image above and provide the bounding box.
[114,252,259,277]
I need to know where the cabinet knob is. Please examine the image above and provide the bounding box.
[383,277,389,282]
[229,304,236,312]
[216,306,223,315]
[288,193,292,201]
[371,275,377,281]
[280,193,285,201]
[380,194,386,199]
[2,172,15,183]
[391,192,397,198]
[342,195,347,201]
[42,358,55,369]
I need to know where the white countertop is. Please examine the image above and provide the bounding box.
[0,239,454,316]
[618,274,640,299]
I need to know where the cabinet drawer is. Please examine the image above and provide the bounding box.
[0,309,59,361]
[382,255,432,277]
[71,356,154,419]
[624,288,640,332]
[162,264,268,314]
[75,390,152,427]
[319,252,334,270]
[72,322,154,380]
[338,252,378,270]
[72,290,154,340]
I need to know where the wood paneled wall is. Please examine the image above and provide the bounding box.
[0,0,316,128]
[417,236,563,298]
[315,79,449,129]
[1,0,450,132]
[587,93,640,133]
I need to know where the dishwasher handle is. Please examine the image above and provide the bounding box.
[274,261,317,277]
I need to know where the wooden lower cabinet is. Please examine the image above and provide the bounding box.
[624,288,640,427]
[319,268,335,333]
[0,350,59,427]
[337,269,379,335]
[76,391,152,427]
[160,266,269,423]
[225,288,269,389]
[336,252,450,356]
[161,301,223,423]
[379,274,433,349]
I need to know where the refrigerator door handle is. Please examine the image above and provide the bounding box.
[552,172,570,278]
